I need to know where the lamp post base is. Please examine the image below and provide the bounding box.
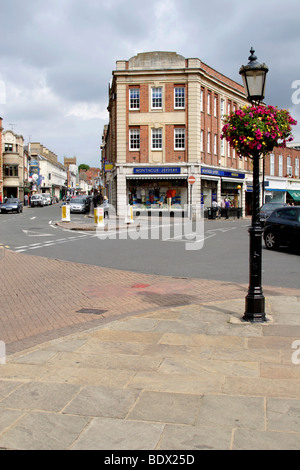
[243,292,266,322]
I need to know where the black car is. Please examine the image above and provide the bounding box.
[264,206,300,250]
[259,202,287,226]
[1,198,23,213]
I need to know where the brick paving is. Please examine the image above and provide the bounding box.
[1,249,299,355]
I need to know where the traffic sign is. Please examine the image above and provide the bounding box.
[188,176,196,185]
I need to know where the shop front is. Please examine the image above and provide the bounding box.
[201,167,246,217]
[126,167,188,213]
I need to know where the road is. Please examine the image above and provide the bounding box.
[0,203,299,289]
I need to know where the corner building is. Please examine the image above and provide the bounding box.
[104,51,255,217]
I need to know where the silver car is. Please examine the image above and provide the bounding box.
[69,197,87,213]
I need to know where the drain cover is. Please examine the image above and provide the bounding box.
[76,308,108,315]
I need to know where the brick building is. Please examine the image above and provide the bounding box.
[102,51,300,216]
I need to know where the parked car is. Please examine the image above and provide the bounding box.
[264,206,300,251]
[69,197,89,213]
[30,194,45,207]
[259,202,287,226]
[42,194,51,205]
[1,198,23,213]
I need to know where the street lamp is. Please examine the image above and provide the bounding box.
[239,48,268,322]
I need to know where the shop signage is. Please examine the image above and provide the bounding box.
[134,167,181,174]
[201,168,245,179]
[105,163,113,172]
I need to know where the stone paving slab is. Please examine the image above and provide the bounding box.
[1,295,299,450]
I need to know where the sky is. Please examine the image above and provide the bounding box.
[1,0,300,168]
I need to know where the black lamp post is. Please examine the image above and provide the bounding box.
[239,48,269,322]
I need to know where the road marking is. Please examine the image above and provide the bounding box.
[22,230,54,237]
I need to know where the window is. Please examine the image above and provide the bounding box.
[151,128,162,150]
[207,132,211,153]
[227,141,230,158]
[129,88,140,110]
[207,92,211,114]
[200,130,204,151]
[295,158,299,177]
[174,87,185,108]
[4,165,18,177]
[287,156,292,176]
[4,144,13,152]
[200,89,204,112]
[270,153,275,176]
[214,134,217,154]
[279,154,283,176]
[151,87,162,109]
[220,99,225,118]
[174,128,185,149]
[129,129,140,150]
[214,96,217,117]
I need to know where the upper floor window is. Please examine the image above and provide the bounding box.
[279,154,283,176]
[4,164,18,177]
[287,156,292,176]
[151,128,162,150]
[174,128,185,149]
[295,158,299,177]
[214,96,217,117]
[174,87,185,109]
[207,92,211,114]
[270,153,275,176]
[129,129,140,150]
[220,99,225,118]
[151,87,162,109]
[129,88,140,110]
[4,143,13,152]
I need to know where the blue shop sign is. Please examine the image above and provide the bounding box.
[201,168,245,179]
[134,167,181,174]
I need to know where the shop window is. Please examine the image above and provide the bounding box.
[129,129,140,150]
[151,128,162,150]
[129,88,140,110]
[174,128,185,150]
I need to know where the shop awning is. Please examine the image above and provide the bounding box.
[126,175,188,180]
[288,190,300,201]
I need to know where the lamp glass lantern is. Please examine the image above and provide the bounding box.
[239,47,269,104]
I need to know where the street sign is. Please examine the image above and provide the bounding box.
[188,176,196,185]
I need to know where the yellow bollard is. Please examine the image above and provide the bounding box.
[61,204,71,222]
[94,207,104,227]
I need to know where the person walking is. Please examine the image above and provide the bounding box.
[103,196,109,219]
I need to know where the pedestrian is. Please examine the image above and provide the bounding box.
[24,194,28,206]
[103,196,109,218]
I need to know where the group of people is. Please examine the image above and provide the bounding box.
[93,191,109,218]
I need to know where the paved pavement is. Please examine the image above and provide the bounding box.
[0,215,300,450]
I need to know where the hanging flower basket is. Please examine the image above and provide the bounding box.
[221,105,297,158]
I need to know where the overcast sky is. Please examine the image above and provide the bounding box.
[1,0,300,167]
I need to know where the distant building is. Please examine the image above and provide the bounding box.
[30,142,67,199]
[2,129,24,200]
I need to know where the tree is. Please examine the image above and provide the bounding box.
[78,164,90,171]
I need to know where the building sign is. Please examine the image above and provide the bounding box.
[105,163,113,172]
[134,167,181,174]
[201,168,245,179]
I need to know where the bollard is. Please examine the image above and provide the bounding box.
[61,204,71,222]
[94,207,104,227]
[125,205,134,224]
